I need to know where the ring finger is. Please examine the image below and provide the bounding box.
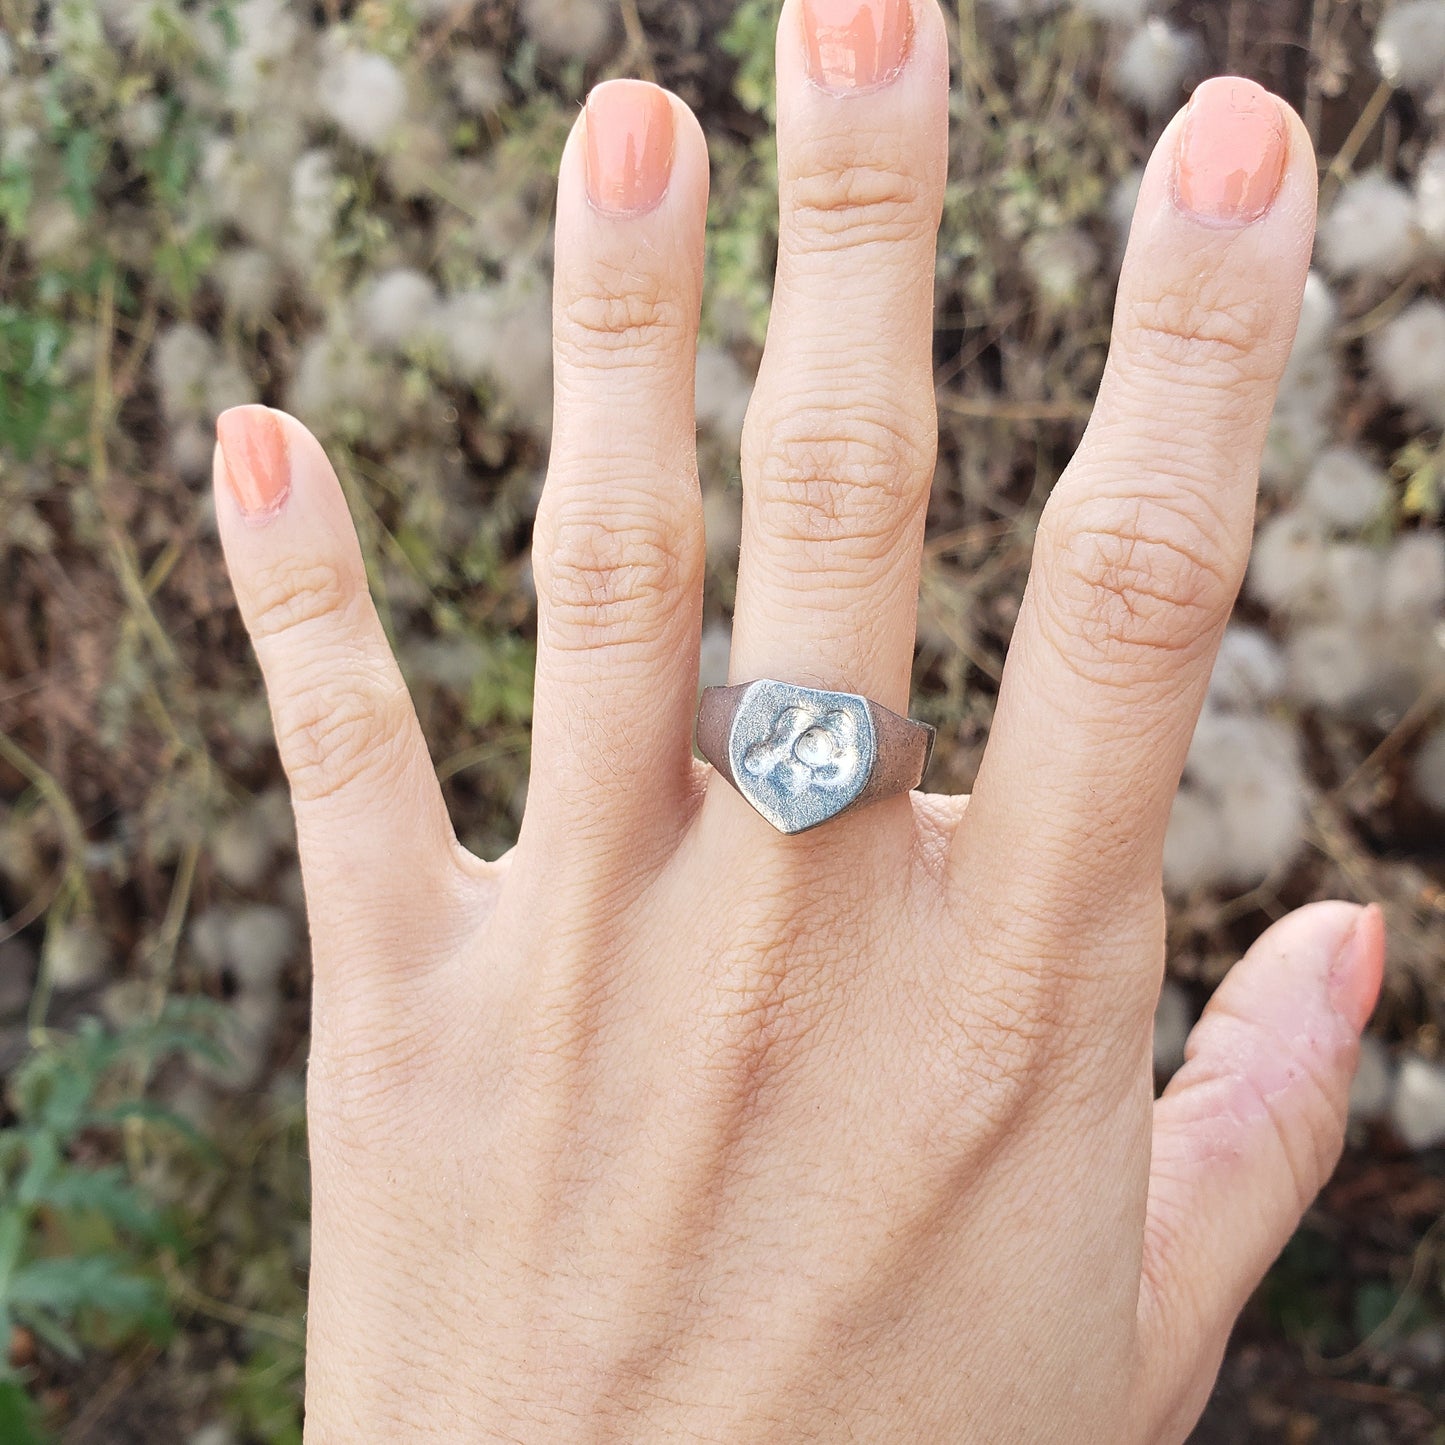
[727,0,949,719]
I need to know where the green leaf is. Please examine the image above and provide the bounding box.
[28,1164,170,1244]
[61,130,102,219]
[21,1306,81,1363]
[10,1255,167,1335]
[86,1102,218,1162]
[0,1212,26,1299]
[0,1379,51,1445]
[14,1132,61,1208]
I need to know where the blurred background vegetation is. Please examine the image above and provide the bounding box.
[0,0,1443,1439]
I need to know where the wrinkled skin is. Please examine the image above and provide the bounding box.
[213,6,1381,1441]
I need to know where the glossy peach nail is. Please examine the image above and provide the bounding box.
[802,0,913,94]
[1174,76,1289,226]
[585,80,676,216]
[1328,903,1386,1034]
[216,405,291,520]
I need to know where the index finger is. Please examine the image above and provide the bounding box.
[954,80,1317,962]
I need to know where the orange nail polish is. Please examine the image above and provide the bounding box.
[802,0,914,94]
[584,80,676,216]
[1328,904,1386,1034]
[1174,76,1289,226]
[216,405,291,520]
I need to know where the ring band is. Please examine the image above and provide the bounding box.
[697,679,935,835]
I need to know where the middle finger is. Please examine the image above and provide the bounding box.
[727,0,949,717]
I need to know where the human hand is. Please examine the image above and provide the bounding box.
[212,3,1383,1439]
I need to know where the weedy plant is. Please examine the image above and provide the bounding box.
[0,1010,222,1441]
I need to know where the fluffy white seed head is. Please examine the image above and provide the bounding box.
[211,803,283,891]
[1286,271,1339,378]
[981,0,1066,16]
[1207,627,1286,711]
[46,919,110,990]
[200,137,289,244]
[168,420,214,482]
[703,484,742,572]
[1371,299,1445,426]
[1247,510,1329,612]
[1302,447,1391,531]
[1417,144,1445,252]
[1320,542,1387,624]
[1286,622,1380,709]
[440,287,553,434]
[1392,1054,1445,1151]
[1187,709,1296,792]
[225,0,305,114]
[227,904,296,993]
[206,355,257,420]
[1201,716,1307,886]
[1374,1,1445,94]
[118,96,164,151]
[215,247,283,327]
[357,267,440,351]
[24,199,85,263]
[1108,167,1144,255]
[153,323,217,422]
[1074,0,1149,24]
[1318,172,1418,280]
[694,346,754,454]
[1152,978,1193,1074]
[1162,788,1229,894]
[286,326,392,429]
[1382,532,1445,620]
[189,1425,238,1445]
[1111,19,1201,112]
[450,47,507,114]
[1261,399,1331,493]
[520,0,614,62]
[1412,724,1445,810]
[1183,713,1307,888]
[318,45,407,151]
[285,148,341,274]
[698,622,733,691]
[487,290,554,435]
[385,116,452,201]
[206,990,281,1092]
[1022,227,1102,306]
[1350,1036,1395,1123]
[437,288,503,383]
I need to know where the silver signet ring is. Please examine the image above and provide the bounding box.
[696,680,935,835]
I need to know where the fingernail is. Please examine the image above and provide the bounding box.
[216,405,291,520]
[1174,76,1289,226]
[1328,904,1386,1033]
[802,0,914,95]
[584,79,676,216]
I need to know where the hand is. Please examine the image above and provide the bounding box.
[212,3,1382,1439]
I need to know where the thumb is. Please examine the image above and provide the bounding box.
[1138,900,1385,1440]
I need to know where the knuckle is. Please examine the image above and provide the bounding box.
[246,556,358,647]
[534,499,692,652]
[555,263,692,362]
[1182,1004,1351,1216]
[749,402,936,557]
[1123,281,1279,388]
[272,655,415,806]
[1035,492,1239,684]
[786,148,932,250]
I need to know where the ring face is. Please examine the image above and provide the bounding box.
[727,680,878,835]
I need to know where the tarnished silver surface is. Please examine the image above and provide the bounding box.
[697,680,935,835]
